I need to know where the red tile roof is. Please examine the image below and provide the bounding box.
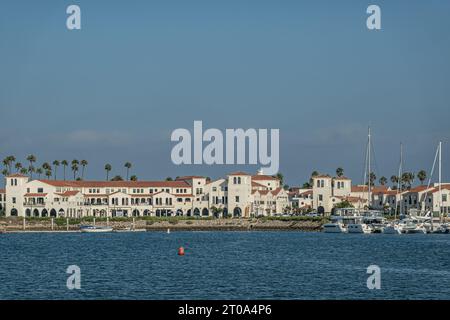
[54,191,80,197]
[37,179,190,188]
[333,176,351,180]
[252,175,278,181]
[228,172,250,176]
[175,176,205,181]
[24,193,48,197]
[351,185,389,193]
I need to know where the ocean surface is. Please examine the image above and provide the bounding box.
[0,231,449,300]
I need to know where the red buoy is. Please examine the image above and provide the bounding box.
[178,247,185,256]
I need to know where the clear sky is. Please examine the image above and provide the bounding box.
[1,0,450,186]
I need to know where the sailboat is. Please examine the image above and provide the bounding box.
[383,143,403,234]
[347,127,374,234]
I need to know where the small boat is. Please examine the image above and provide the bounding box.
[402,220,426,234]
[80,225,113,233]
[347,223,372,234]
[382,223,402,234]
[322,222,347,233]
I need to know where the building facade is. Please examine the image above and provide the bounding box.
[2,172,289,218]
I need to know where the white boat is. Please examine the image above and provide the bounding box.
[382,223,402,234]
[80,225,113,233]
[322,222,347,233]
[401,219,427,234]
[347,223,372,234]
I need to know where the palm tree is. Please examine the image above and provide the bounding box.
[26,155,36,179]
[28,165,35,178]
[36,167,43,179]
[130,175,138,181]
[2,158,9,174]
[105,164,112,181]
[1,169,8,179]
[80,160,88,179]
[417,170,427,185]
[20,168,28,175]
[42,162,51,172]
[52,160,60,180]
[275,173,284,185]
[45,170,52,179]
[165,177,173,181]
[61,160,68,180]
[111,175,123,181]
[71,160,79,179]
[379,176,387,186]
[369,172,377,186]
[124,162,132,180]
[336,167,344,177]
[15,162,22,172]
[71,163,79,180]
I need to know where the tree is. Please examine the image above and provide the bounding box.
[36,167,43,179]
[52,160,60,180]
[124,162,132,180]
[302,182,311,188]
[15,162,22,172]
[379,176,387,186]
[1,169,8,179]
[390,175,399,188]
[71,163,79,180]
[26,155,36,179]
[80,160,88,179]
[335,200,354,208]
[283,184,289,190]
[42,162,51,173]
[111,175,123,181]
[165,177,173,181]
[336,167,344,177]
[71,160,79,180]
[28,165,35,178]
[105,164,112,181]
[417,170,426,185]
[61,160,68,181]
[20,168,28,175]
[369,172,377,186]
[45,170,52,179]
[130,175,138,181]
[275,173,284,185]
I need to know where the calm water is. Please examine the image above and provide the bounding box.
[0,231,449,300]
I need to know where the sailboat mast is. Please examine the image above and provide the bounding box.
[395,143,403,220]
[368,127,371,209]
[439,141,442,224]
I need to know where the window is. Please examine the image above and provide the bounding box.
[318,195,323,201]
[12,197,16,204]
[235,196,240,203]
[37,188,44,193]
[443,194,448,202]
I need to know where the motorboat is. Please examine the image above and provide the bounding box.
[80,225,113,233]
[322,221,347,233]
[382,222,402,234]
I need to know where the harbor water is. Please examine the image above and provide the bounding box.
[0,231,449,300]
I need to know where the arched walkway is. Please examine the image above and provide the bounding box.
[33,209,40,217]
[11,208,18,216]
[193,208,200,216]
[223,208,228,218]
[58,209,65,217]
[26,209,31,217]
[143,209,150,216]
[176,209,183,216]
[202,208,209,216]
[233,207,242,217]
[187,209,192,217]
[50,209,57,217]
[132,209,140,217]
[41,209,48,217]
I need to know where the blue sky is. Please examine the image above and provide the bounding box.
[1,0,450,186]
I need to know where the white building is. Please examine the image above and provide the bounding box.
[2,172,289,218]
